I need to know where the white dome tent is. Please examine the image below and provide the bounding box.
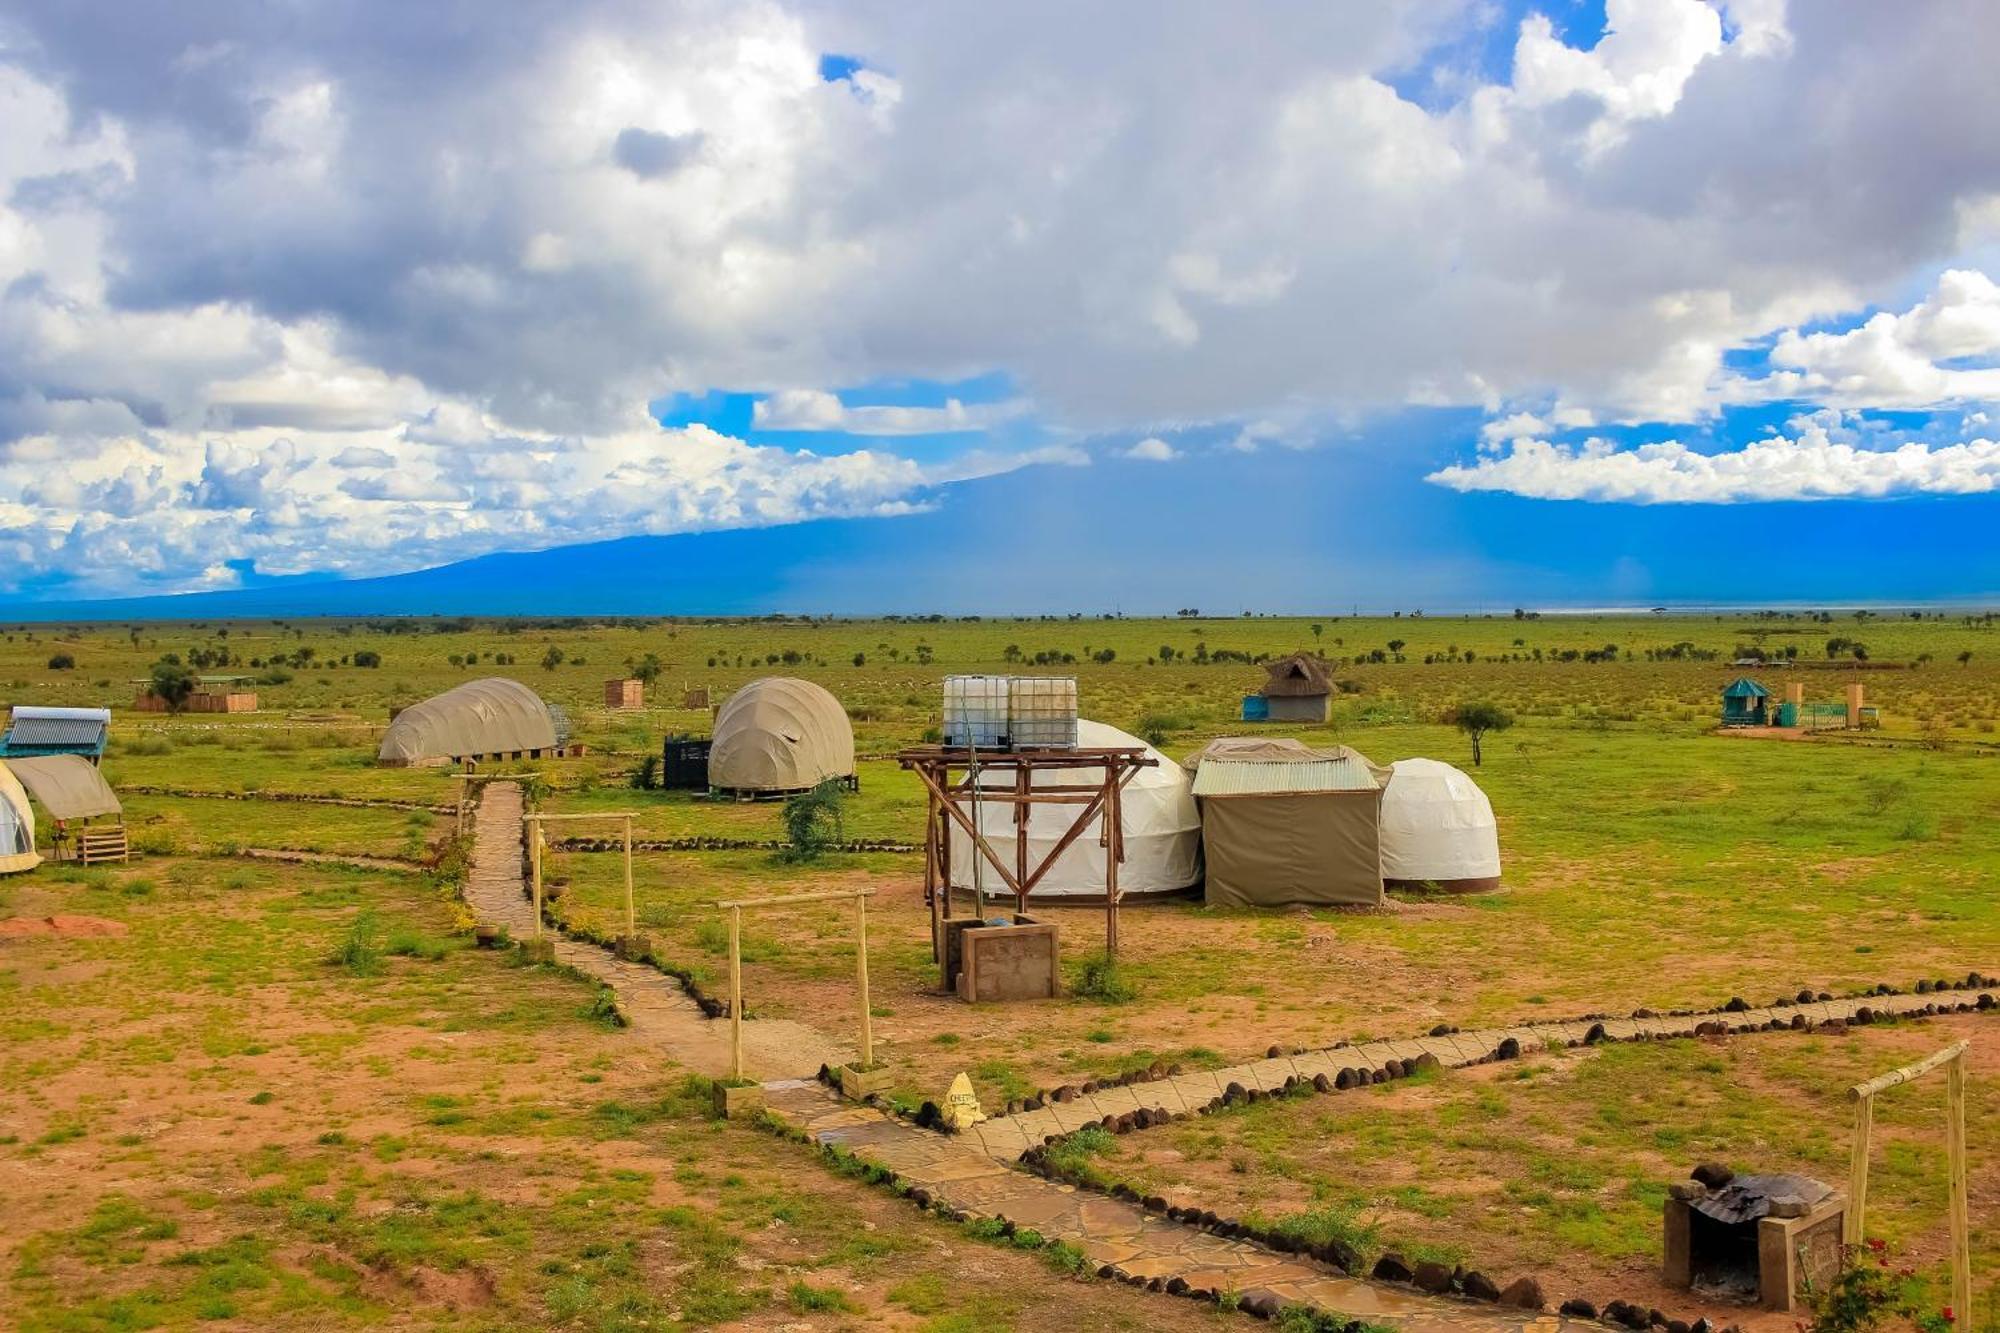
[0,761,40,876]
[947,720,1200,901]
[1378,757,1502,893]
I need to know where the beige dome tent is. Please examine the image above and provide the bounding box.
[1379,758,1501,892]
[946,720,1200,901]
[0,761,39,875]
[708,678,855,796]
[378,678,557,767]
[1186,737,1389,909]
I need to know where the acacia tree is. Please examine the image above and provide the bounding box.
[149,659,197,713]
[1448,700,1514,767]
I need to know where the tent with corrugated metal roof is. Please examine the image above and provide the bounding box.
[1185,737,1387,908]
[377,678,557,767]
[945,720,1200,900]
[6,754,122,820]
[707,678,854,795]
[0,761,39,875]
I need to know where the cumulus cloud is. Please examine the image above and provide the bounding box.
[1123,437,1179,461]
[3,1,2000,594]
[1428,414,2000,503]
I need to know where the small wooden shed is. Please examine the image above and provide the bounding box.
[604,678,644,710]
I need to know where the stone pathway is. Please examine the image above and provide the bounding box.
[462,782,848,1079]
[960,989,1984,1164]
[761,1078,1565,1332]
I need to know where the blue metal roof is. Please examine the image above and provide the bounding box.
[1721,677,1770,699]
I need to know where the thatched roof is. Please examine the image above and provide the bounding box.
[1260,652,1333,698]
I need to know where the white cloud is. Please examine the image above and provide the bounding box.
[1123,436,1179,461]
[1428,413,2000,503]
[4,1,2000,592]
[750,389,1023,435]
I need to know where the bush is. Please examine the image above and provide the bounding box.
[331,913,383,976]
[47,653,74,670]
[631,755,660,791]
[1072,952,1135,1003]
[351,650,381,668]
[780,779,847,862]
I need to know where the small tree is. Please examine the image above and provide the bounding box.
[540,644,565,671]
[631,653,663,685]
[1959,651,1974,667]
[149,659,197,713]
[1448,700,1513,767]
[780,778,847,862]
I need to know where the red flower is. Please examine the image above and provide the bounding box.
[1868,1238,1887,1252]
[1941,1308,1954,1324]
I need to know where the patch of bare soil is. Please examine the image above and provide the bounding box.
[0,914,129,939]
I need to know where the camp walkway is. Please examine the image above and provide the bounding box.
[461,781,849,1079]
[463,781,1572,1330]
[959,991,1967,1163]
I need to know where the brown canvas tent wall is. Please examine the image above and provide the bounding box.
[1186,738,1385,908]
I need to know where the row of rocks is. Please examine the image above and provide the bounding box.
[125,783,453,814]
[552,834,917,855]
[1367,1254,1544,1309]
[1008,972,1998,1116]
[1555,1296,1741,1333]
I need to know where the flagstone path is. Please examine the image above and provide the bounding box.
[959,989,1984,1163]
[462,781,849,1079]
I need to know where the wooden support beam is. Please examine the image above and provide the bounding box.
[713,887,880,910]
[1849,1040,1968,1099]
[728,905,743,1081]
[856,893,873,1068]
[1946,1051,1971,1321]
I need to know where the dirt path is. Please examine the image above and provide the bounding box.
[463,782,848,1079]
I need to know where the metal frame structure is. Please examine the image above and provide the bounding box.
[897,745,1156,963]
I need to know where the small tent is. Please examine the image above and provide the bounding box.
[1721,677,1770,727]
[707,678,854,795]
[945,720,1200,901]
[378,678,557,767]
[1186,738,1388,908]
[1378,758,1500,893]
[0,761,40,875]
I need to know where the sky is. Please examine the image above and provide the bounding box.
[3,0,2000,611]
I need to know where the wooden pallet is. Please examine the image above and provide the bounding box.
[78,827,129,865]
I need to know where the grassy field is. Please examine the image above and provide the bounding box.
[2,611,1997,1328]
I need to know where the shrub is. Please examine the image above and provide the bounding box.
[631,755,660,790]
[780,778,847,862]
[1072,952,1135,1003]
[331,913,382,976]
[351,650,381,668]
[47,653,74,670]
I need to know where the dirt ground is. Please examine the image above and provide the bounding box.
[0,860,1224,1331]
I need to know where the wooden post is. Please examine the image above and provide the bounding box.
[621,814,635,938]
[530,822,544,940]
[856,891,873,1068]
[728,905,744,1082]
[1014,764,1030,919]
[1104,766,1120,960]
[1845,1092,1873,1245]
[1947,1051,1971,1321]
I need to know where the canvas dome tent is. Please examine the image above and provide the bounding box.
[1186,737,1389,909]
[0,761,39,875]
[708,678,855,796]
[945,720,1200,901]
[1378,758,1501,893]
[377,678,558,767]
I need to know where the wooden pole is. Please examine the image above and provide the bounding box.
[621,814,635,938]
[728,905,744,1081]
[1845,1092,1873,1245]
[856,892,873,1068]
[1946,1051,1971,1321]
[530,823,544,940]
[1850,1041,1969,1100]
[1015,764,1030,918]
[1104,766,1120,960]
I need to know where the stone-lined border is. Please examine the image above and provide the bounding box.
[121,784,453,814]
[550,834,916,855]
[992,974,2000,1117]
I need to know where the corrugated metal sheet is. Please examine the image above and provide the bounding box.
[3,713,110,749]
[1192,758,1379,796]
